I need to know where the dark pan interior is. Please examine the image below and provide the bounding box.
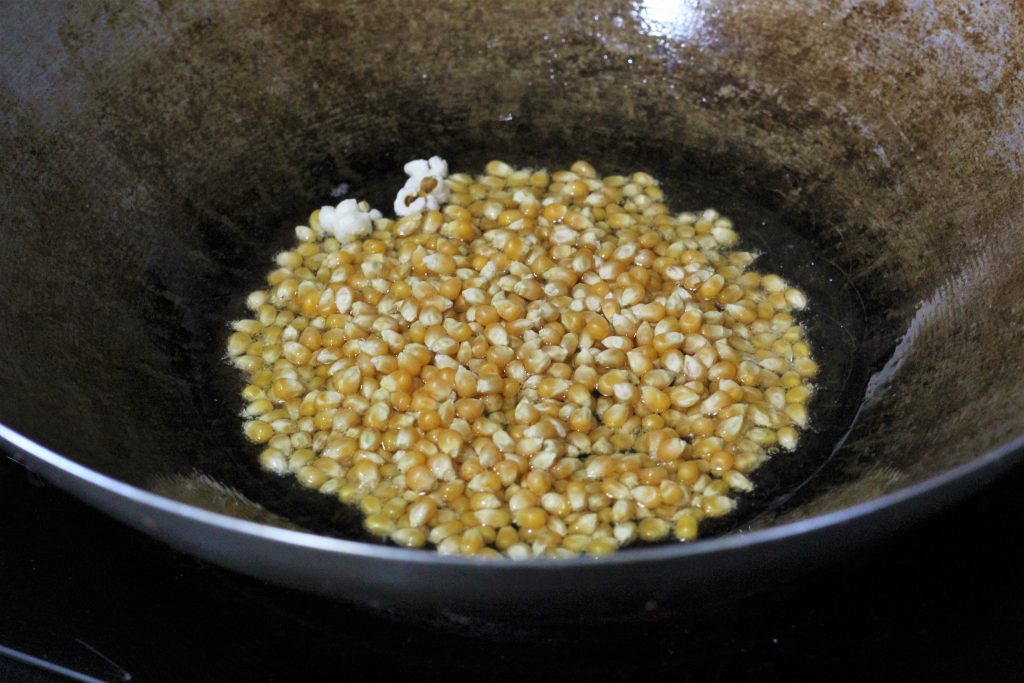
[2,1,1023,549]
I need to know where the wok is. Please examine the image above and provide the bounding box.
[1,0,1022,621]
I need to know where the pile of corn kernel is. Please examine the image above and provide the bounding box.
[227,160,817,559]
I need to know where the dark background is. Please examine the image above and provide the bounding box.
[1,454,1021,683]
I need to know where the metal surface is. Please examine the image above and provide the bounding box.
[1,0,1022,618]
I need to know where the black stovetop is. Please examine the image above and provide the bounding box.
[2,454,1022,682]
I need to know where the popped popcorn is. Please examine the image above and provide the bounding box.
[317,198,382,243]
[394,156,449,216]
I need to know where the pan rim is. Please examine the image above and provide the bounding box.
[2,420,1020,568]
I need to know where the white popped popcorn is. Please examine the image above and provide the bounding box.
[394,156,449,216]
[317,198,382,243]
